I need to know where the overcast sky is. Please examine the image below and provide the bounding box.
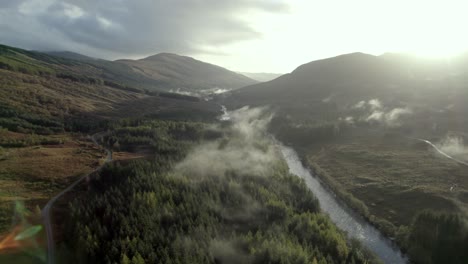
[1,0,467,73]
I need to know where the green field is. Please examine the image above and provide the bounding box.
[307,134,468,225]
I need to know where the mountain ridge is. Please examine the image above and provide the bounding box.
[40,46,256,92]
[116,52,256,92]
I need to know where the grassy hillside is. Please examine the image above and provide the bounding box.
[117,53,257,92]
[0,44,220,238]
[224,52,468,263]
[2,43,255,94]
[226,52,468,112]
[0,44,222,134]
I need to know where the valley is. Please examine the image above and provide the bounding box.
[1,43,468,264]
[224,52,468,263]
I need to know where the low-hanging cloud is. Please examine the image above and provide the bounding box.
[0,0,289,59]
[175,106,277,178]
[173,106,278,242]
[436,136,468,160]
[368,99,382,110]
[347,99,413,127]
[352,100,367,109]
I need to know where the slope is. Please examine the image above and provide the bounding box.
[0,43,220,236]
[223,52,468,264]
[116,53,256,92]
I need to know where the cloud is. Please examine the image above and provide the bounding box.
[344,116,354,124]
[366,107,412,127]
[366,111,384,122]
[175,106,277,178]
[352,100,366,109]
[347,99,412,127]
[368,99,382,110]
[0,0,289,59]
[436,136,468,160]
[209,239,253,264]
[385,108,412,124]
[352,99,382,110]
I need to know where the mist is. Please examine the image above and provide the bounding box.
[171,106,281,262]
[175,106,277,178]
[349,99,412,127]
[436,136,468,160]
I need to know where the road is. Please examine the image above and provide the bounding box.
[42,132,112,264]
[412,138,468,167]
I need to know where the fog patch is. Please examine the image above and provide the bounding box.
[338,116,354,125]
[366,111,384,122]
[209,239,253,264]
[345,99,413,127]
[352,100,366,109]
[169,87,231,100]
[344,116,354,124]
[175,106,277,178]
[366,107,412,127]
[351,98,382,111]
[172,106,279,262]
[322,93,336,103]
[385,108,412,125]
[169,88,197,97]
[436,136,468,160]
[368,99,382,110]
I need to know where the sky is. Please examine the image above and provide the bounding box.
[1,0,468,73]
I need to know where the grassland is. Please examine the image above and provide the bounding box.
[0,44,220,243]
[0,133,107,232]
[298,130,468,236]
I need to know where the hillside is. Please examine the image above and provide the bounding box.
[224,52,468,264]
[0,44,220,237]
[116,53,256,93]
[0,44,221,134]
[0,44,379,263]
[30,45,256,94]
[59,109,376,264]
[228,52,468,110]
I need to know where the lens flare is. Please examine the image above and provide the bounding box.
[0,201,45,262]
[0,226,25,252]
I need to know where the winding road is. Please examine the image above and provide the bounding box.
[412,138,468,167]
[42,132,112,264]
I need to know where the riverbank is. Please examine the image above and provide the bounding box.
[306,160,399,238]
[290,133,468,263]
[279,144,407,264]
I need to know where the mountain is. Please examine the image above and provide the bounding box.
[45,51,100,61]
[223,52,468,264]
[43,49,256,93]
[0,43,220,135]
[116,53,256,92]
[226,52,468,111]
[238,72,283,82]
[228,53,399,105]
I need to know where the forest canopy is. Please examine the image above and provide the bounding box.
[63,108,376,264]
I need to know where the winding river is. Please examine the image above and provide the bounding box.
[279,144,407,264]
[220,105,407,263]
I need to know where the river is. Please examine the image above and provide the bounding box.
[219,105,407,263]
[279,144,407,264]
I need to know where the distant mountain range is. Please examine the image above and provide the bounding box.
[116,53,256,92]
[227,52,468,112]
[0,43,225,135]
[238,72,283,82]
[42,48,257,92]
